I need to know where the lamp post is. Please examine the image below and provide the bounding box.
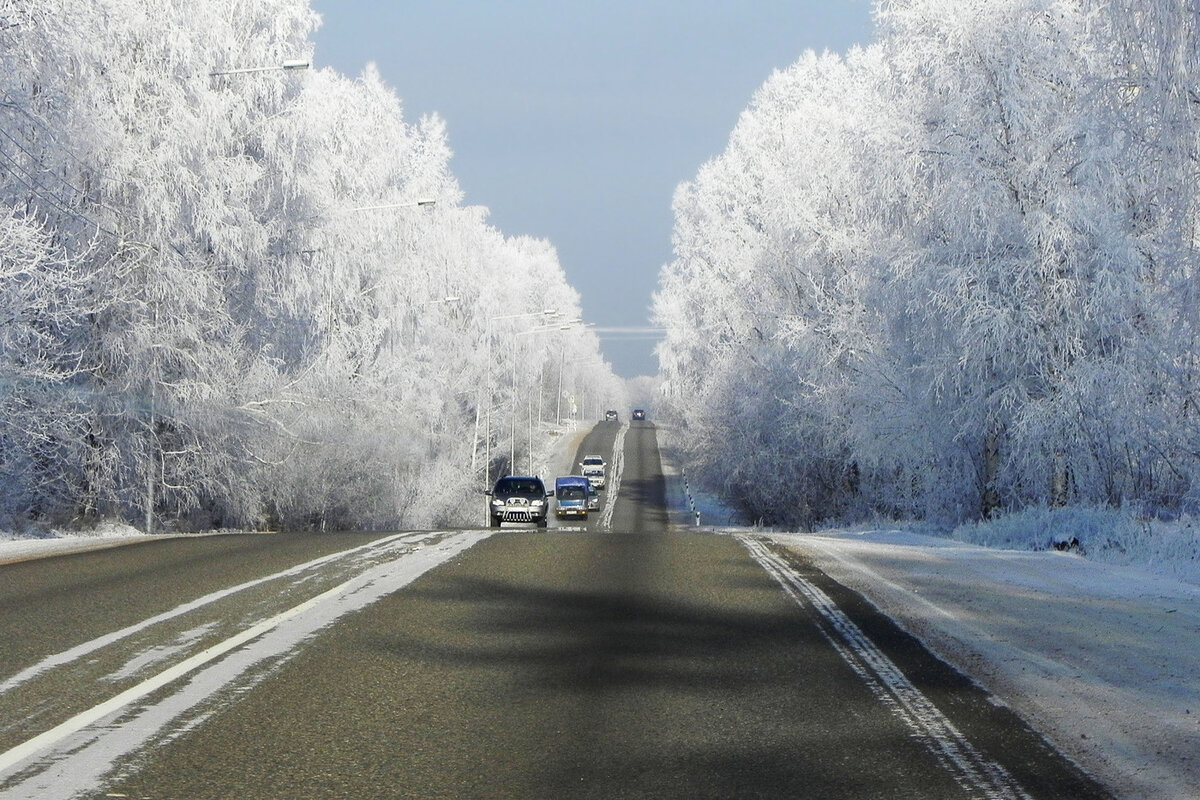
[553,322,592,428]
[209,59,311,77]
[473,310,562,489]
[512,319,581,474]
[145,58,312,535]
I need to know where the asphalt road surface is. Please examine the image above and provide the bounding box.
[552,417,666,533]
[0,421,1112,799]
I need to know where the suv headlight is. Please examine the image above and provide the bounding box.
[491,498,504,507]
[531,500,545,509]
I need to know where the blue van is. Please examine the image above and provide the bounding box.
[554,476,591,520]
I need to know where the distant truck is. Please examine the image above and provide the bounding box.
[554,476,591,520]
[579,455,606,489]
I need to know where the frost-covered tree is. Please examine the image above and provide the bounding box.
[656,0,1200,526]
[0,0,619,531]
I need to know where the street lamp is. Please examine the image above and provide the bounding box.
[139,57,313,534]
[554,321,593,427]
[473,309,563,489]
[209,59,311,77]
[511,319,584,473]
[338,199,437,213]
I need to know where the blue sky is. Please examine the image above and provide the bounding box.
[309,2,877,377]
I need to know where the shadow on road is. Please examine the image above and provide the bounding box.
[353,531,1111,799]
[353,532,983,798]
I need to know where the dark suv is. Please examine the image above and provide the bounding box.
[487,475,551,528]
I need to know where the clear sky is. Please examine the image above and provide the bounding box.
[308,2,877,377]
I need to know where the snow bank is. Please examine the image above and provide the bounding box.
[0,521,150,564]
[953,506,1200,586]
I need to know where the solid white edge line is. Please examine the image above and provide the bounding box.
[739,534,1033,800]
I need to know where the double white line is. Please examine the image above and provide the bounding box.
[740,535,1033,800]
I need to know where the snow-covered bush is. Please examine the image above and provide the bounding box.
[953,506,1200,583]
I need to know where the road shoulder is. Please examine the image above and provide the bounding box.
[771,529,1200,800]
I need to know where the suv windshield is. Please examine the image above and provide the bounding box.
[494,478,544,495]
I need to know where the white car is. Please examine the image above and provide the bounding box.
[579,455,606,489]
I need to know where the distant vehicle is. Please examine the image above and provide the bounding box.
[486,475,550,528]
[579,455,606,489]
[632,409,646,421]
[554,476,591,519]
[586,482,601,511]
[605,410,619,422]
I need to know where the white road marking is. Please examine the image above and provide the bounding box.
[0,531,432,694]
[599,424,627,530]
[0,530,489,798]
[740,535,1033,800]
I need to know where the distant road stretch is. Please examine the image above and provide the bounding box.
[0,420,1111,799]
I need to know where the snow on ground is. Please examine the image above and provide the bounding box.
[768,528,1200,800]
[531,417,589,479]
[0,520,154,564]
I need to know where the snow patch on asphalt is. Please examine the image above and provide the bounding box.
[599,423,627,530]
[0,530,492,799]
